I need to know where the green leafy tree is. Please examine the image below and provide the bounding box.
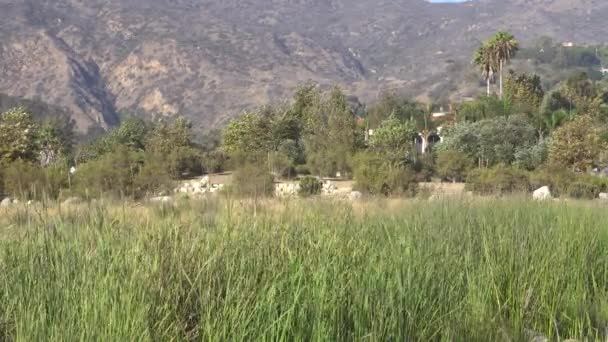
[456,96,513,122]
[369,115,417,166]
[0,107,39,164]
[222,112,272,155]
[146,117,193,154]
[440,115,536,168]
[561,72,604,117]
[548,115,605,172]
[305,86,356,177]
[504,71,544,114]
[367,92,425,128]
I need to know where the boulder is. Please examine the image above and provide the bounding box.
[150,196,172,203]
[275,183,300,197]
[0,197,11,208]
[533,186,552,201]
[600,193,608,200]
[321,181,338,195]
[62,197,82,206]
[349,191,363,201]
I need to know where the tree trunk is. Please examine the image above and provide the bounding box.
[499,59,504,98]
[486,78,491,96]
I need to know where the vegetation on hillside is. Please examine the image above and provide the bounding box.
[1,32,608,200]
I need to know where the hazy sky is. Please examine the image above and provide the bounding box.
[428,0,470,3]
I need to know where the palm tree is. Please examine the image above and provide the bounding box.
[473,43,497,96]
[490,31,519,98]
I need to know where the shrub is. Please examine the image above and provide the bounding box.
[295,165,311,176]
[566,176,608,199]
[231,163,275,197]
[466,165,530,195]
[298,176,322,197]
[528,165,576,197]
[436,150,473,182]
[133,155,174,198]
[74,148,142,199]
[165,147,203,179]
[201,151,227,174]
[353,152,417,196]
[280,166,298,180]
[3,160,68,200]
[514,140,549,171]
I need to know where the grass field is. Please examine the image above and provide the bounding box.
[1,197,607,341]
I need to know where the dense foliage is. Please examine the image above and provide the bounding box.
[2,31,608,200]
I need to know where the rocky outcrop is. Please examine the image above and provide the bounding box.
[3,0,608,134]
[175,176,225,196]
[533,186,552,201]
[0,198,12,208]
[275,183,301,197]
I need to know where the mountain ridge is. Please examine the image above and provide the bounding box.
[0,0,606,133]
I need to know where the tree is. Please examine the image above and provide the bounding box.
[561,72,604,117]
[489,31,519,98]
[473,42,497,96]
[505,71,544,113]
[305,86,356,177]
[0,107,39,164]
[440,115,536,168]
[369,115,417,166]
[146,117,203,179]
[146,117,193,154]
[367,92,425,128]
[222,111,272,156]
[456,96,513,122]
[548,115,605,172]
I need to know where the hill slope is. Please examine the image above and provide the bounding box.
[0,0,607,133]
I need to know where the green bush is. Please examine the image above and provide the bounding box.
[133,155,174,198]
[528,165,576,197]
[201,151,227,174]
[436,150,473,182]
[3,160,68,200]
[466,165,530,195]
[74,148,142,199]
[230,163,275,197]
[566,176,608,199]
[165,147,203,179]
[298,176,322,197]
[353,152,417,196]
[295,165,311,176]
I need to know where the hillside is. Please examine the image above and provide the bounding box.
[1,0,607,134]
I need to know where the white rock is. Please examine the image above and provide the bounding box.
[599,193,608,200]
[62,197,82,206]
[150,196,172,203]
[349,191,363,201]
[12,199,20,204]
[533,186,552,201]
[0,198,11,208]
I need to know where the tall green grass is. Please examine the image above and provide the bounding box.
[0,198,607,341]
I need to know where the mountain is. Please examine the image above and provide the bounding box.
[1,0,607,134]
